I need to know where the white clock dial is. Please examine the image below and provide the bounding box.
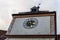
[23,18,38,29]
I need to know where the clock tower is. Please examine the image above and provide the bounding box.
[6,6,56,40]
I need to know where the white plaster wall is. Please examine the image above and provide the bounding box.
[9,16,50,35]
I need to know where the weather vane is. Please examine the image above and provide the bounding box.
[31,3,41,12]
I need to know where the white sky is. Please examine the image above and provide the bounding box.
[0,0,60,34]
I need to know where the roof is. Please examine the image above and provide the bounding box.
[12,11,56,16]
[0,30,7,35]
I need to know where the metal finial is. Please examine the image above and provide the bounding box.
[38,3,41,7]
[39,3,41,5]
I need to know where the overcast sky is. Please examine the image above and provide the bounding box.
[0,0,60,34]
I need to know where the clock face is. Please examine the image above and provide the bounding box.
[23,18,38,29]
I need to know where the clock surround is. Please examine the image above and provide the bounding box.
[23,18,38,29]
